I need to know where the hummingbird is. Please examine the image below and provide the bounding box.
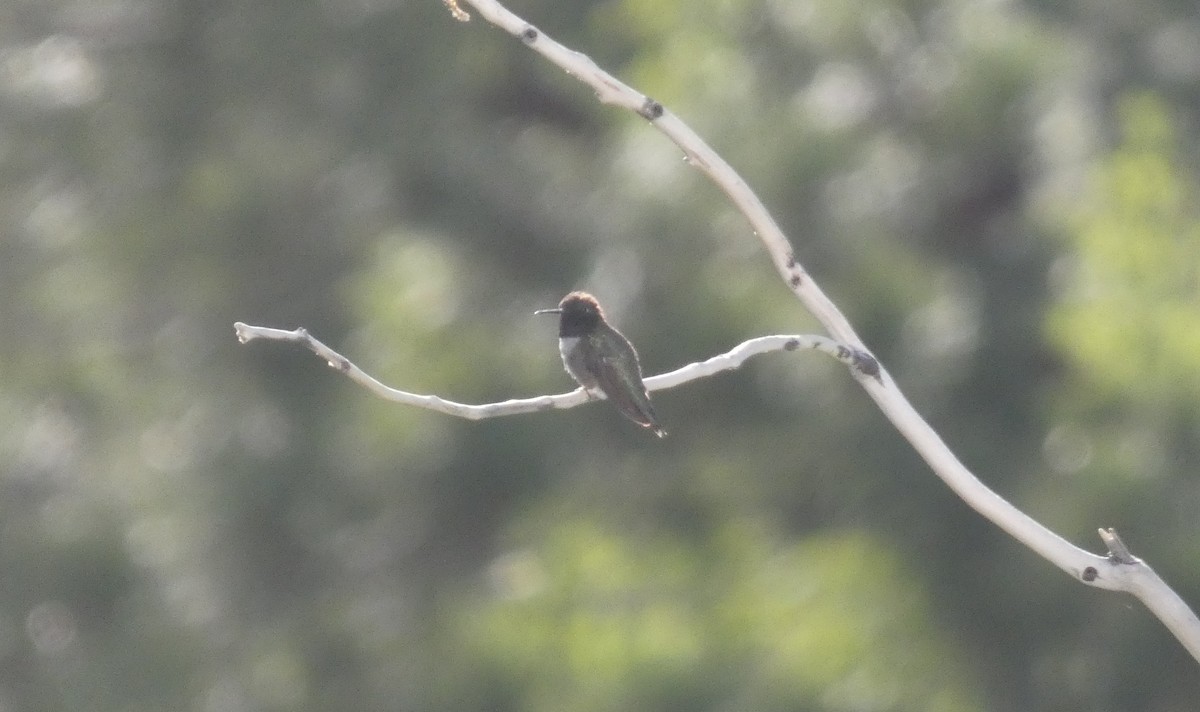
[535,291,667,438]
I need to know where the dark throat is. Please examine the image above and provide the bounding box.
[559,310,600,338]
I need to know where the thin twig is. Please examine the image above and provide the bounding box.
[1099,528,1138,566]
[235,322,873,419]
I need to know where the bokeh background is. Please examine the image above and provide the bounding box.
[2,0,1199,709]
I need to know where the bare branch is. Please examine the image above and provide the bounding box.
[450,0,1200,662]
[442,0,470,21]
[234,322,869,419]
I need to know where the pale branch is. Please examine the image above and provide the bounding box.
[447,0,1200,661]
[234,322,873,419]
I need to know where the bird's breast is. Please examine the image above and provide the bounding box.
[557,336,598,390]
[558,336,580,363]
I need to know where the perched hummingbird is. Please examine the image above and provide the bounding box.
[535,291,667,438]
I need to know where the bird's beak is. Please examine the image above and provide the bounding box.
[533,308,562,316]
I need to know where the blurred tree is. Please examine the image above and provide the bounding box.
[457,512,984,712]
[0,0,1198,710]
[1048,93,1200,408]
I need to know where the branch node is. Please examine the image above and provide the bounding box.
[638,97,664,121]
[1099,527,1139,565]
[328,355,351,373]
[851,350,882,382]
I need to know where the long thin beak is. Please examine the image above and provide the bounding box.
[533,308,562,316]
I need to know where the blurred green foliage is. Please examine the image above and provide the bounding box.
[1048,93,1200,405]
[460,515,983,712]
[0,0,1198,710]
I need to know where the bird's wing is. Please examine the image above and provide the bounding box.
[582,337,661,430]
